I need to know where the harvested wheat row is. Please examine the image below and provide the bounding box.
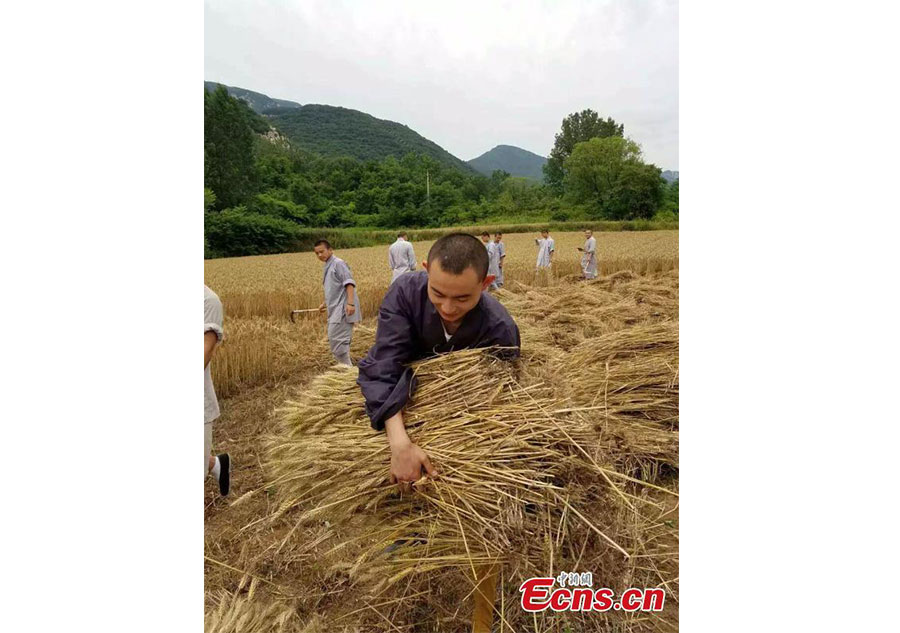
[499,270,678,349]
[556,321,679,424]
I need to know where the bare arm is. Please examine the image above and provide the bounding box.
[345,283,356,316]
[204,290,224,367]
[385,412,410,449]
[204,331,218,368]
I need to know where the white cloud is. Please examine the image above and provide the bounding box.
[205,0,678,168]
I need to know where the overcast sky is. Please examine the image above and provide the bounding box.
[205,0,678,170]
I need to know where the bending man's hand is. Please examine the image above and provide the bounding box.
[385,411,437,493]
[390,441,435,488]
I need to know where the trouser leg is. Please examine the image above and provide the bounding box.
[328,322,353,366]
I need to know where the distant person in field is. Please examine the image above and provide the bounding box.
[357,233,521,491]
[578,229,598,280]
[314,239,361,366]
[534,229,555,284]
[388,231,416,284]
[494,232,506,287]
[204,285,230,496]
[535,229,555,268]
[480,231,501,291]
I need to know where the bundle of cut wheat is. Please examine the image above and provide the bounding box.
[267,349,633,589]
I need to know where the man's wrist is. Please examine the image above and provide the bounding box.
[389,437,411,453]
[385,414,410,448]
[388,432,411,451]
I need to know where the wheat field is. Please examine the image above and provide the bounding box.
[203,231,678,397]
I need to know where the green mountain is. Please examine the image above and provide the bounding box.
[204,81,477,174]
[268,106,478,173]
[661,170,679,183]
[467,144,548,182]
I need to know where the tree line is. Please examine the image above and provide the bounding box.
[204,85,678,257]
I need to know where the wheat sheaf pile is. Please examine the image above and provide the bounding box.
[210,271,678,633]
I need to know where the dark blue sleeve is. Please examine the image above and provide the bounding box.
[482,302,521,361]
[491,319,521,361]
[356,283,418,431]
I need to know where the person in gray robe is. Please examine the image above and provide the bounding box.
[314,239,361,365]
[579,229,598,279]
[388,232,417,284]
[494,232,506,287]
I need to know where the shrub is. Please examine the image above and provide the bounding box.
[550,208,571,222]
[652,209,678,223]
[205,207,301,257]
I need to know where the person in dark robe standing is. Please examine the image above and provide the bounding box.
[357,233,521,490]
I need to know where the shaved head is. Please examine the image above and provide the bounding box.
[427,233,489,280]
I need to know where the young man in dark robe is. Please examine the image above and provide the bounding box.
[357,232,521,490]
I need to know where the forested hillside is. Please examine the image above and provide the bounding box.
[204,85,678,257]
[268,106,477,173]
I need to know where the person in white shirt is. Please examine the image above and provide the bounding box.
[534,229,555,284]
[481,231,500,291]
[578,229,598,279]
[534,229,555,268]
[204,285,230,495]
[388,232,417,284]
